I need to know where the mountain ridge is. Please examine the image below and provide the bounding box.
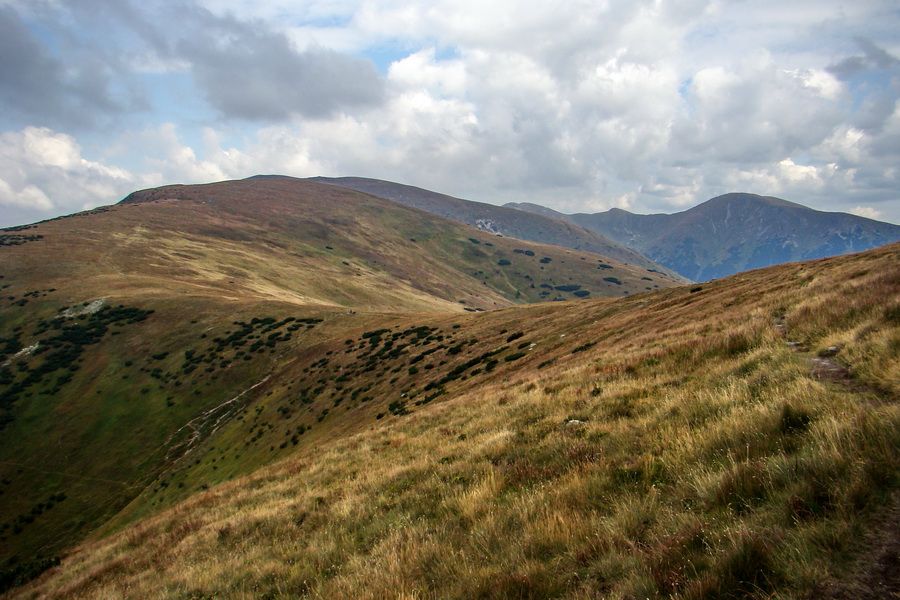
[506,192,900,281]
[306,176,686,280]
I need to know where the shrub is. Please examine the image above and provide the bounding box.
[572,341,596,354]
[603,277,622,285]
[498,259,511,266]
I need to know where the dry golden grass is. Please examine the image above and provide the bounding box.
[0,177,684,574]
[6,243,898,599]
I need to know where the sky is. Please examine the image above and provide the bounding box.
[1,0,899,228]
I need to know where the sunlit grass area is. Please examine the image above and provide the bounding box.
[9,243,898,599]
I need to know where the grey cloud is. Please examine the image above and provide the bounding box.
[0,5,63,111]
[855,36,899,69]
[851,91,897,132]
[0,4,144,130]
[0,5,88,127]
[174,10,385,121]
[3,0,384,128]
[826,56,867,80]
[827,36,899,79]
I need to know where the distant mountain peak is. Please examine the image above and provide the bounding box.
[509,192,900,281]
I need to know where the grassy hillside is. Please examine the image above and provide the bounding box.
[307,176,686,280]
[6,242,898,599]
[0,178,684,590]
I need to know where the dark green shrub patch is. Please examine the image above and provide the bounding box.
[362,329,390,340]
[0,305,155,429]
[0,233,44,248]
[415,389,446,406]
[388,400,410,416]
[571,342,596,354]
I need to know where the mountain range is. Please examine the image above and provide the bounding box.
[506,193,900,281]
[0,176,897,598]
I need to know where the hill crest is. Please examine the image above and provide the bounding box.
[306,176,685,280]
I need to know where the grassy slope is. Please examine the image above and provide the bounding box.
[306,176,686,280]
[0,179,682,583]
[8,243,899,599]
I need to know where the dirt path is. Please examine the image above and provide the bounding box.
[775,318,899,598]
[160,374,272,472]
[806,491,900,599]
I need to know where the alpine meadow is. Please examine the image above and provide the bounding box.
[0,177,896,599]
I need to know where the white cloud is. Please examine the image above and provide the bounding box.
[388,49,467,98]
[851,206,882,219]
[0,127,134,217]
[0,178,53,211]
[1,0,899,226]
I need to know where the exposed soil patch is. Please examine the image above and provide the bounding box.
[811,357,851,381]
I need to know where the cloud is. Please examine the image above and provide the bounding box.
[671,52,846,164]
[0,179,53,211]
[171,7,386,121]
[850,206,882,220]
[0,4,132,129]
[827,37,899,80]
[1,0,899,226]
[0,127,135,223]
[3,0,385,127]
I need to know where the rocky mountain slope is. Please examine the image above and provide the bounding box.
[507,193,900,281]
